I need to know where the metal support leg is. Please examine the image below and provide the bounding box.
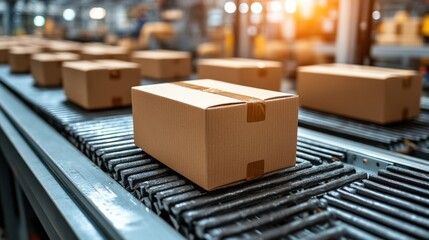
[335,0,361,63]
[14,180,30,240]
[0,151,20,240]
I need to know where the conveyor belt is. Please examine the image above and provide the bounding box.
[299,108,429,160]
[2,66,429,239]
[38,113,429,239]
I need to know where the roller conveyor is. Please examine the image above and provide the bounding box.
[1,65,429,239]
[299,108,429,160]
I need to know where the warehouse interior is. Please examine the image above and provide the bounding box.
[1,0,429,239]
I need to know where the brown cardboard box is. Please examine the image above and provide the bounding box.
[381,19,400,35]
[399,18,422,45]
[401,18,421,36]
[198,58,283,91]
[81,46,130,61]
[131,50,191,80]
[297,64,422,124]
[9,46,42,73]
[31,52,80,87]
[62,60,140,110]
[132,79,298,190]
[0,42,12,63]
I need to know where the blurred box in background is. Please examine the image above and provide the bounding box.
[81,46,130,61]
[31,52,80,87]
[131,50,191,80]
[298,64,422,124]
[9,46,42,73]
[198,58,283,91]
[62,60,140,110]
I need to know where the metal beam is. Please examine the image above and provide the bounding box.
[335,0,360,63]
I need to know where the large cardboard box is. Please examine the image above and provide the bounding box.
[132,79,298,190]
[297,64,422,124]
[63,60,140,110]
[131,50,191,80]
[198,58,283,91]
[9,47,42,73]
[31,52,80,87]
[81,46,130,61]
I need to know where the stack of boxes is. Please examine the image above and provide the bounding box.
[400,18,422,45]
[376,15,422,46]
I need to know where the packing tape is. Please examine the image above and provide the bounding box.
[246,160,265,180]
[172,81,266,122]
[402,77,412,89]
[111,97,123,106]
[109,69,121,79]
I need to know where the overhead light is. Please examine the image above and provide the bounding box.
[250,2,263,14]
[372,10,381,20]
[299,0,314,18]
[284,0,297,14]
[239,3,249,13]
[89,7,106,20]
[33,15,45,27]
[63,8,76,21]
[224,1,236,14]
[269,1,282,12]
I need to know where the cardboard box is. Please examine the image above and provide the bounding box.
[131,50,191,80]
[198,58,283,91]
[297,64,422,124]
[81,46,130,61]
[0,42,12,63]
[132,79,298,190]
[31,52,80,87]
[62,60,140,110]
[9,47,42,73]
[400,18,421,36]
[382,20,399,34]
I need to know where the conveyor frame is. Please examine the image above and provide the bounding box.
[0,83,182,240]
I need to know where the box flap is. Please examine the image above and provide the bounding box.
[199,58,282,69]
[132,50,190,59]
[32,52,79,61]
[95,60,139,69]
[10,46,41,54]
[54,52,80,60]
[82,46,127,55]
[133,79,292,110]
[299,64,418,79]
[63,60,138,71]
